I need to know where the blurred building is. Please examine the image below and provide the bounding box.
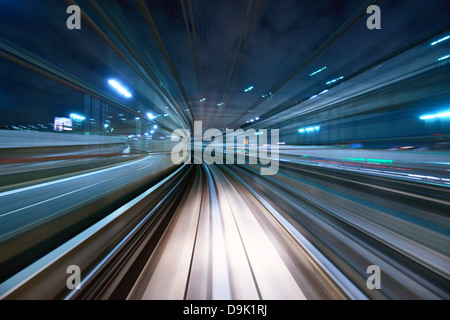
[84,94,108,135]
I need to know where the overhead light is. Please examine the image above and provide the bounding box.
[153,125,158,129]
[431,35,449,46]
[319,90,328,95]
[244,86,254,92]
[326,76,344,85]
[436,111,450,117]
[310,95,318,99]
[309,66,327,77]
[147,113,155,120]
[298,125,321,133]
[150,130,154,134]
[420,110,450,120]
[70,113,85,121]
[200,98,206,102]
[135,117,140,120]
[255,117,260,120]
[108,79,132,98]
[250,119,254,122]
[438,55,450,61]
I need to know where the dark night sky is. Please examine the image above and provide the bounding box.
[0,0,449,130]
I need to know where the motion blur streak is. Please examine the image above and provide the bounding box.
[0,0,449,300]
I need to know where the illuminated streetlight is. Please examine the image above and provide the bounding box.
[309,66,327,77]
[431,35,449,46]
[420,110,450,120]
[108,79,132,98]
[326,76,344,85]
[70,113,85,121]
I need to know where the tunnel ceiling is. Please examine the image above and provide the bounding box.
[0,0,449,131]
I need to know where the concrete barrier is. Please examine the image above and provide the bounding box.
[0,130,128,160]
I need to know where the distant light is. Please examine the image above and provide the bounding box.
[246,121,249,123]
[420,110,450,120]
[436,111,450,117]
[200,98,206,102]
[135,117,140,120]
[163,113,169,117]
[108,79,132,98]
[298,125,321,133]
[344,157,365,162]
[153,125,158,129]
[150,130,154,134]
[250,119,254,122]
[309,66,327,77]
[326,76,344,85]
[431,35,450,46]
[367,158,393,164]
[104,124,109,128]
[438,55,450,61]
[70,113,85,121]
[255,117,260,120]
[244,86,254,92]
[147,113,155,120]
